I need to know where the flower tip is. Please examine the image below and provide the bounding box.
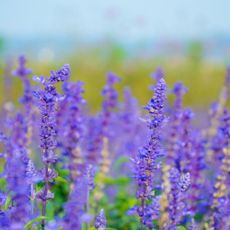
[172,82,188,95]
[151,67,164,81]
[107,72,120,84]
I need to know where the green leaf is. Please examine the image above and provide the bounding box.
[46,201,55,220]
[177,226,187,230]
[25,216,46,230]
[0,178,6,190]
[194,212,204,222]
[104,176,130,185]
[4,196,11,210]
[114,156,129,170]
[55,176,68,184]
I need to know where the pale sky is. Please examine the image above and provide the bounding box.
[0,0,230,41]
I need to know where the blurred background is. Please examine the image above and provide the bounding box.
[0,0,230,110]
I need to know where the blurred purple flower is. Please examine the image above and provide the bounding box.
[168,168,190,227]
[12,55,33,109]
[63,178,88,229]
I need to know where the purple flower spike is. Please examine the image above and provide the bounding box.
[62,80,86,181]
[102,72,120,114]
[132,77,167,228]
[145,78,167,129]
[95,71,120,156]
[106,71,120,85]
[142,197,160,228]
[49,64,71,84]
[172,82,188,111]
[0,131,34,228]
[12,55,33,115]
[33,65,69,229]
[168,168,190,228]
[95,209,107,230]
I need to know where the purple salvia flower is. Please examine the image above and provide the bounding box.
[0,133,31,228]
[12,55,34,149]
[172,82,188,110]
[187,131,206,215]
[128,199,160,228]
[33,64,69,229]
[11,112,28,148]
[168,168,190,228]
[85,73,120,167]
[63,178,88,230]
[0,211,10,229]
[119,87,142,158]
[205,67,230,164]
[211,110,230,229]
[63,81,86,181]
[133,76,167,228]
[12,55,33,111]
[84,165,96,229]
[95,209,107,230]
[167,82,188,167]
[85,117,102,164]
[165,86,195,218]
[142,197,160,228]
[122,87,139,131]
[7,153,31,228]
[211,109,230,166]
[86,164,96,191]
[49,64,71,84]
[179,108,194,172]
[9,112,40,215]
[100,72,120,137]
[205,109,230,217]
[12,55,32,77]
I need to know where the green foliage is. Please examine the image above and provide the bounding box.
[177,226,187,230]
[104,176,130,186]
[4,196,12,210]
[25,216,46,230]
[113,156,129,171]
[55,176,68,184]
[0,177,6,191]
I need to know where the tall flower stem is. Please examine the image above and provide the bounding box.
[33,64,70,229]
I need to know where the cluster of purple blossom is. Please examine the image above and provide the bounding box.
[0,56,229,230]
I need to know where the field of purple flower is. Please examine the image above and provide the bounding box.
[0,55,229,230]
